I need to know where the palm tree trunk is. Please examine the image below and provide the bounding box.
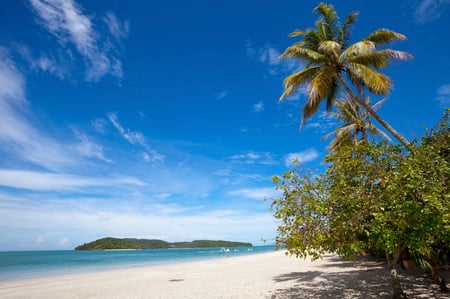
[336,73,411,148]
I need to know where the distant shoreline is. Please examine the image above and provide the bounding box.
[75,237,253,250]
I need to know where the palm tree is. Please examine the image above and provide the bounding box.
[279,3,412,147]
[323,98,391,151]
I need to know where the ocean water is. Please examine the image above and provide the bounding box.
[0,246,274,281]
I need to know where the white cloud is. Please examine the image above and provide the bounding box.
[29,0,127,81]
[16,45,65,79]
[214,168,266,185]
[304,111,338,132]
[0,48,78,171]
[252,101,264,112]
[72,128,111,162]
[107,112,165,163]
[247,42,301,76]
[107,112,146,145]
[0,48,26,103]
[103,12,129,41]
[228,188,280,200]
[0,196,276,249]
[229,151,276,165]
[436,84,450,107]
[215,91,228,100]
[413,0,450,24]
[0,169,144,191]
[259,46,280,67]
[91,117,108,133]
[284,149,319,167]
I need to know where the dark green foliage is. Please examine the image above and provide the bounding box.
[75,237,252,250]
[271,110,449,297]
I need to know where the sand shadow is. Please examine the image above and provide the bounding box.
[271,269,391,299]
[270,256,450,299]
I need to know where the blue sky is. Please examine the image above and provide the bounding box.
[0,0,449,251]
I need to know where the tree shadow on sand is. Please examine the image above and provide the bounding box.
[269,255,450,299]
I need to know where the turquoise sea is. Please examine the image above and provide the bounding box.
[0,246,274,282]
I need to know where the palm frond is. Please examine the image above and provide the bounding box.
[325,78,339,111]
[377,49,413,61]
[322,130,336,141]
[314,3,338,39]
[336,124,359,137]
[280,46,324,63]
[345,53,389,68]
[307,66,337,103]
[279,67,321,102]
[371,98,387,111]
[348,50,413,69]
[301,66,337,125]
[338,11,358,47]
[364,29,407,46]
[288,29,305,38]
[340,41,375,60]
[303,29,325,49]
[346,63,392,95]
[335,99,362,126]
[318,40,342,58]
[368,124,392,142]
[302,100,322,127]
[323,123,357,140]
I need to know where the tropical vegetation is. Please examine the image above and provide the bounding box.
[322,97,391,151]
[279,2,412,147]
[272,110,449,298]
[75,237,252,250]
[273,2,449,298]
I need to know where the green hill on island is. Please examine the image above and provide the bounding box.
[75,237,252,250]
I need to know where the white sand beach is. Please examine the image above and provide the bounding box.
[0,251,449,299]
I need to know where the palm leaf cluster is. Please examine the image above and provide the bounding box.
[323,98,391,151]
[279,3,412,147]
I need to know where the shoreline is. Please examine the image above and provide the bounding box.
[0,251,448,298]
[0,246,273,283]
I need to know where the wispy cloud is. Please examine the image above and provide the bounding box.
[107,112,146,145]
[228,187,280,200]
[0,169,144,191]
[252,101,264,112]
[304,112,338,132]
[412,0,450,24]
[214,168,266,185]
[16,45,66,79]
[246,41,301,76]
[103,12,129,41]
[215,91,228,100]
[0,47,26,103]
[229,151,276,165]
[91,117,108,133]
[0,196,275,249]
[72,128,112,163]
[28,0,127,81]
[284,148,319,167]
[436,84,450,107]
[0,47,78,171]
[107,112,165,163]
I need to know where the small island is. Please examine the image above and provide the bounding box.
[75,237,252,250]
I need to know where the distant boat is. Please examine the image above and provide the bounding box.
[221,247,230,252]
